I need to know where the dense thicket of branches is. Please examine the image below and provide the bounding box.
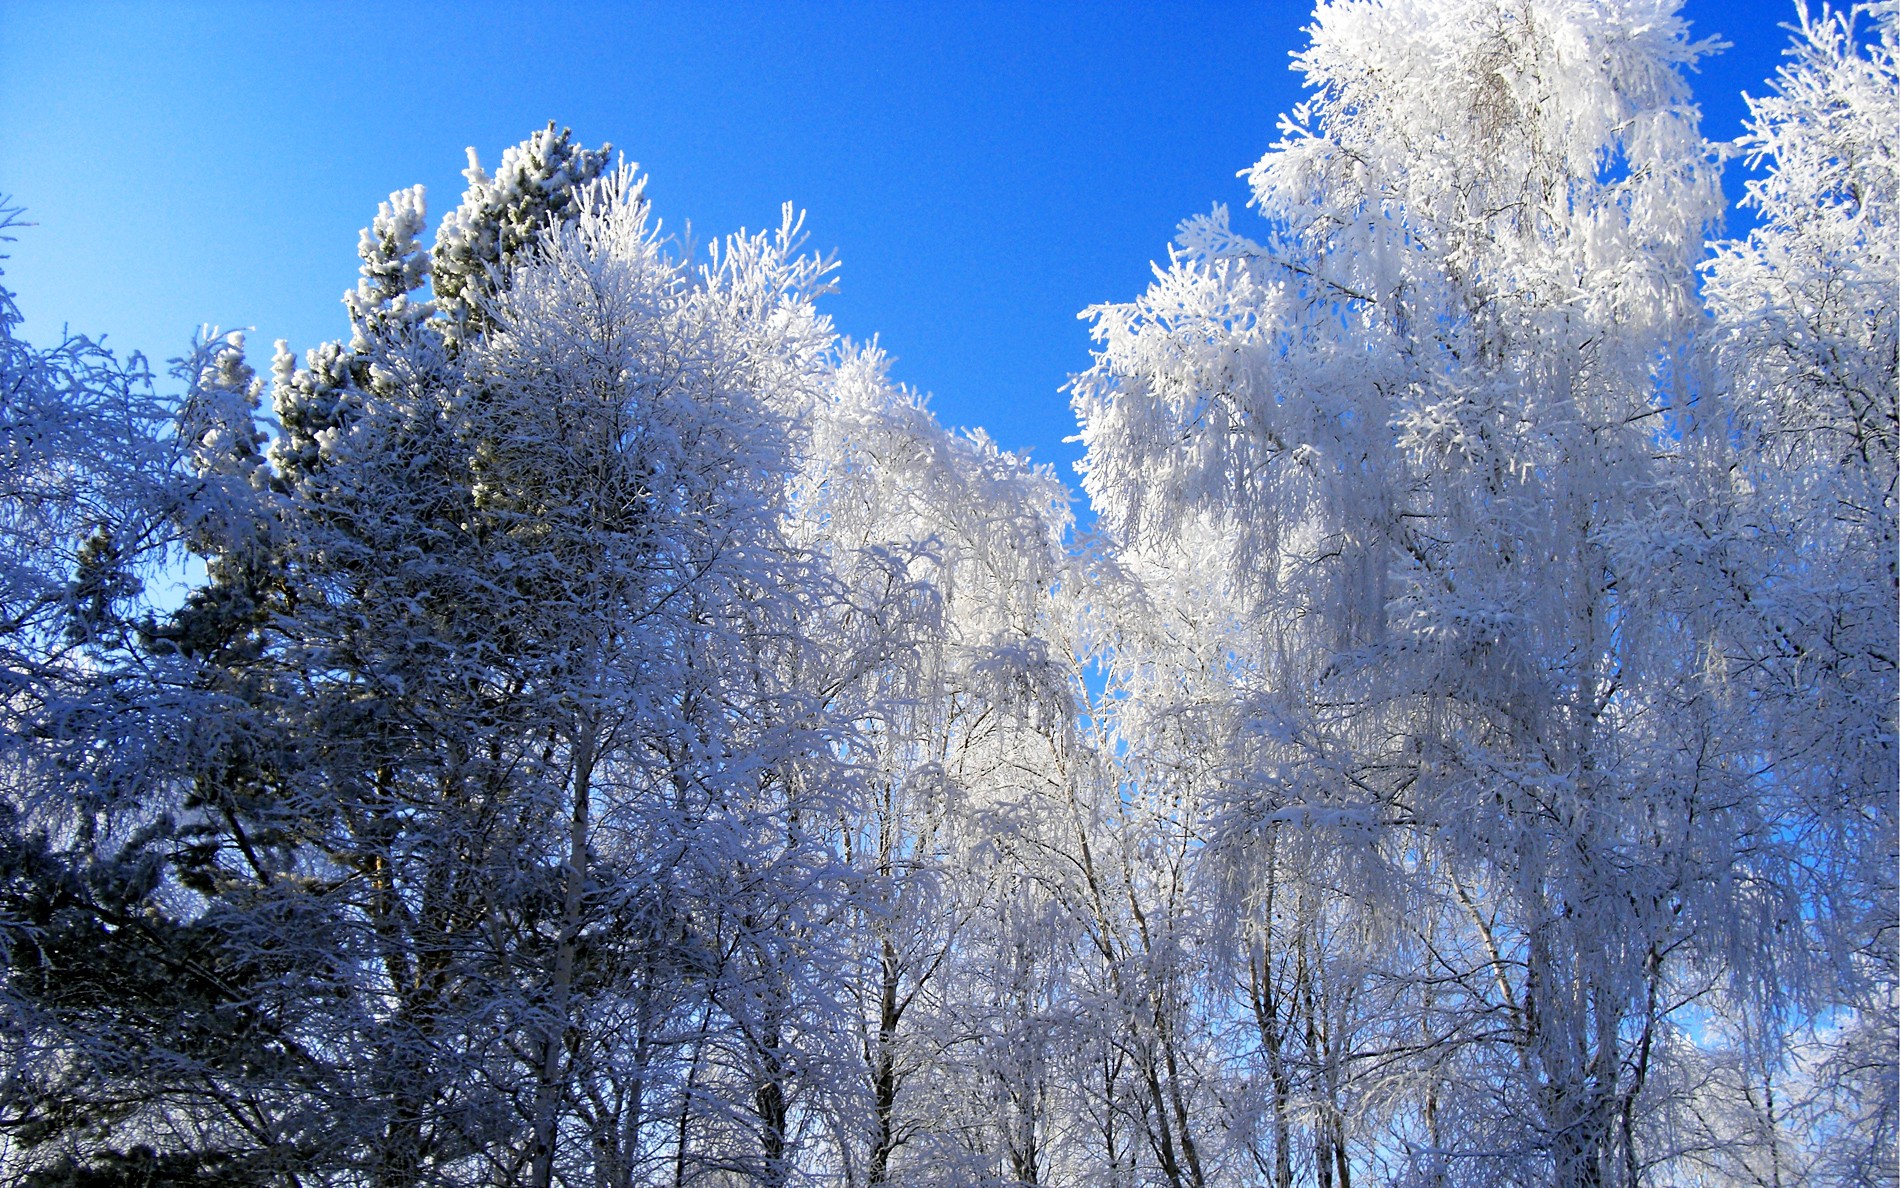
[0,3,1893,1186]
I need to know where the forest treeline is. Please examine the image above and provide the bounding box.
[0,2,1893,1186]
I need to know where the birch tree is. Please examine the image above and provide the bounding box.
[1072,2,1767,1184]
[1702,6,1898,1183]
[788,348,1081,1186]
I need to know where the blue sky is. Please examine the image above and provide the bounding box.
[2,0,1800,485]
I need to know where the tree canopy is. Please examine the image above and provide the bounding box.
[0,4,1893,1187]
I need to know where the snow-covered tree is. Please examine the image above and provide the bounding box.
[785,346,1081,1186]
[2,132,863,1188]
[4,6,1893,1180]
[1703,5,1898,1182]
[1072,2,1774,1184]
[0,208,254,1183]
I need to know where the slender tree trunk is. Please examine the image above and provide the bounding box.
[530,726,598,1188]
[1156,1002,1207,1188]
[868,936,903,1185]
[755,1017,791,1188]
[1247,841,1294,1188]
[672,1001,713,1188]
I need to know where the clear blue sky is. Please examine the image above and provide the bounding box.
[1,0,1800,484]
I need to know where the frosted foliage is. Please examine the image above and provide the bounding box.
[432,123,615,330]
[1,6,1894,1183]
[1704,6,1899,1181]
[800,349,1072,728]
[472,168,811,585]
[0,210,226,1188]
[1078,0,1719,592]
[1708,3,1898,491]
[266,336,355,487]
[1072,2,1786,1186]
[0,133,871,1187]
[452,171,852,1188]
[782,344,1081,1185]
[346,184,432,351]
[267,183,445,494]
[0,211,172,653]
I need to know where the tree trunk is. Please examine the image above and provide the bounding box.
[529,726,598,1188]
